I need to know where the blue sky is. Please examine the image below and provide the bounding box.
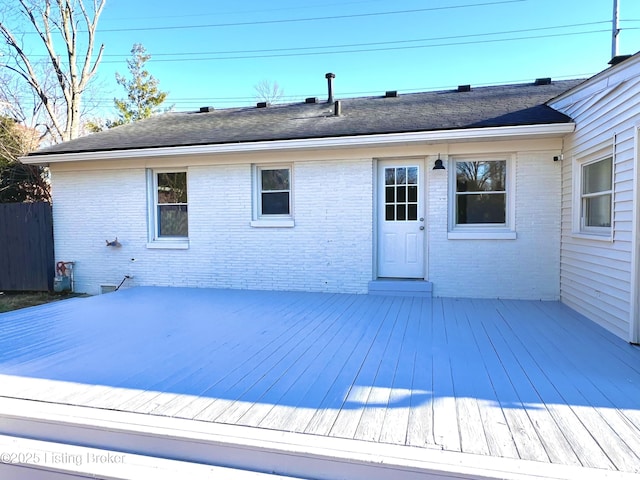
[69,0,640,113]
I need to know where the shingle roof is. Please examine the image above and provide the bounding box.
[31,79,583,156]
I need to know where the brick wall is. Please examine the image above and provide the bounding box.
[51,147,560,300]
[427,151,561,300]
[51,159,374,295]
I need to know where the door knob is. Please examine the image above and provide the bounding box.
[420,226,425,230]
[419,217,424,222]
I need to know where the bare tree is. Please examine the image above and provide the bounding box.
[254,79,284,105]
[0,0,106,143]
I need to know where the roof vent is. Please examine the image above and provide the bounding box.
[325,72,335,103]
[384,90,398,98]
[305,97,319,104]
[534,78,552,86]
[457,85,471,92]
[256,102,269,108]
[609,54,632,66]
[199,106,214,113]
[334,100,342,117]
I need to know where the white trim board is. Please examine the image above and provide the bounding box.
[0,434,295,480]
[631,124,640,343]
[0,397,634,480]
[21,124,575,165]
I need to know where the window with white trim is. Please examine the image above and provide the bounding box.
[448,157,515,239]
[252,165,293,226]
[147,170,188,244]
[455,159,508,224]
[580,157,612,233]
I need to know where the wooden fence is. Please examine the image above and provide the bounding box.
[0,202,54,291]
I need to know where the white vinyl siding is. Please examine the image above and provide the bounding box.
[551,67,640,341]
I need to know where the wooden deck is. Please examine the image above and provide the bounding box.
[1,287,640,478]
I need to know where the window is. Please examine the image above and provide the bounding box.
[252,165,293,227]
[147,170,188,246]
[260,167,290,215]
[384,166,419,221]
[448,157,515,240]
[581,157,612,232]
[455,160,506,224]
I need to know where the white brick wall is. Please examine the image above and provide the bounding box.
[427,151,561,300]
[51,159,374,295]
[51,148,559,300]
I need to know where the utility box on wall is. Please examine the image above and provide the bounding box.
[53,275,71,292]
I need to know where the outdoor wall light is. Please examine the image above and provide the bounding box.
[433,156,445,170]
[105,237,121,247]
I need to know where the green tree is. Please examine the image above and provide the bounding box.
[112,44,168,127]
[0,117,25,168]
[0,116,50,202]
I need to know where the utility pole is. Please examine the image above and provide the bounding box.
[612,0,620,58]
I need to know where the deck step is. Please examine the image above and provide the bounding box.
[0,397,623,480]
[368,280,433,297]
[0,434,297,480]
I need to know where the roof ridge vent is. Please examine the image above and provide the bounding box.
[256,102,269,108]
[457,85,471,92]
[609,54,632,66]
[199,106,214,113]
[305,97,319,104]
[534,78,552,86]
[384,90,398,98]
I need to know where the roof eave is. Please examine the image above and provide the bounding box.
[21,123,576,165]
[550,51,640,105]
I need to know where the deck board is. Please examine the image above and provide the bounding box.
[378,297,423,445]
[430,298,461,452]
[492,299,614,469]
[445,298,490,456]
[457,301,520,460]
[300,296,391,436]
[1,287,640,475]
[498,299,640,471]
[232,296,368,427]
[255,295,378,431]
[140,292,346,417]
[353,297,413,442]
[182,294,355,421]
[464,299,552,463]
[405,296,435,448]
[328,296,404,439]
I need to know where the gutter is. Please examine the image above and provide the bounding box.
[21,123,575,165]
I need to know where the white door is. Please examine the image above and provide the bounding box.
[377,160,425,278]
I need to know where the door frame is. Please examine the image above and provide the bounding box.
[373,157,428,280]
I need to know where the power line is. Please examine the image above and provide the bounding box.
[14,25,616,69]
[93,21,613,59]
[107,0,389,21]
[95,28,618,64]
[16,0,525,34]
